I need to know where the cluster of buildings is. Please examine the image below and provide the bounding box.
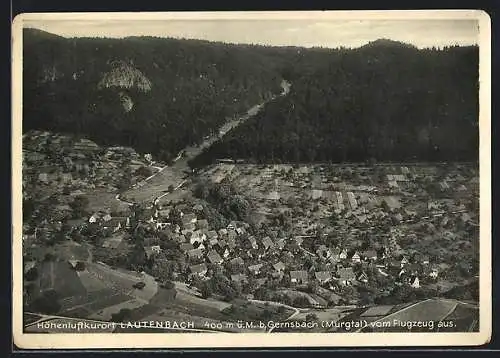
[81,194,447,306]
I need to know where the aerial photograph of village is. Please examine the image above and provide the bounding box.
[19,14,480,334]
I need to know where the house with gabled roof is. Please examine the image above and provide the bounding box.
[337,267,356,286]
[339,248,348,260]
[103,217,127,233]
[181,223,196,236]
[261,236,274,251]
[145,245,162,259]
[226,237,236,250]
[273,261,286,273]
[427,201,440,212]
[182,213,197,226]
[315,271,332,284]
[89,212,101,223]
[208,237,219,248]
[193,203,204,212]
[346,192,358,210]
[180,242,194,252]
[189,263,208,278]
[248,263,264,275]
[227,229,238,241]
[351,251,361,264]
[207,250,223,265]
[218,228,228,237]
[361,250,378,261]
[275,238,286,250]
[357,271,369,283]
[230,257,245,267]
[206,230,218,240]
[157,209,170,218]
[190,230,206,245]
[171,233,186,244]
[196,219,209,230]
[409,276,420,288]
[428,267,439,279]
[222,247,231,259]
[231,274,248,284]
[290,270,309,284]
[155,222,170,231]
[187,248,204,260]
[247,236,258,250]
[316,245,332,260]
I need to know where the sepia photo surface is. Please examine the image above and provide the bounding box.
[12,10,491,349]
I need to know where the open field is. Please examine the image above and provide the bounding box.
[38,261,87,298]
[25,241,90,263]
[86,262,158,301]
[123,163,187,204]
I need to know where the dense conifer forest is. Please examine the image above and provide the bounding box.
[23,28,285,162]
[23,29,479,165]
[191,40,479,166]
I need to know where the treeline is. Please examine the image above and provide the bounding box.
[23,28,286,162]
[189,40,479,167]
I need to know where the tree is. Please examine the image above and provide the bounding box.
[292,296,310,308]
[200,281,213,299]
[341,285,358,303]
[135,166,153,178]
[306,313,318,322]
[111,308,132,322]
[306,281,319,294]
[70,195,89,217]
[161,280,175,290]
[24,267,38,281]
[74,261,86,271]
[30,289,61,314]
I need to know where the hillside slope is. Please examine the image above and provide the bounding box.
[23,30,479,165]
[23,29,285,163]
[190,42,479,166]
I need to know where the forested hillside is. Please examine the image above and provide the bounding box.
[190,40,479,166]
[23,28,286,162]
[23,29,479,165]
